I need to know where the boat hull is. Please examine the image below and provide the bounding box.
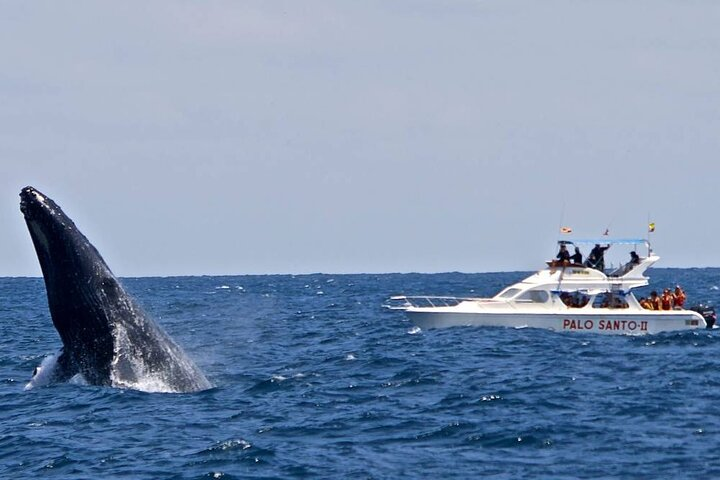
[406,309,706,335]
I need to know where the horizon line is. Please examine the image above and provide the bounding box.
[2,265,719,280]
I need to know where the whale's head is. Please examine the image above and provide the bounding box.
[20,186,61,217]
[20,186,109,280]
[21,186,74,250]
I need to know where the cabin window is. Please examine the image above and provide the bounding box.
[592,293,629,309]
[496,288,521,299]
[516,290,549,303]
[560,292,590,308]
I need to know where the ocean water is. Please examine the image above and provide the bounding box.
[2,269,720,479]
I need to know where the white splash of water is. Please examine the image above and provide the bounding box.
[113,373,181,393]
[109,320,195,394]
[215,439,252,451]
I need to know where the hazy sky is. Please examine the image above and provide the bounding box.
[2,1,719,277]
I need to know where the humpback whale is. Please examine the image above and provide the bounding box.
[20,186,212,393]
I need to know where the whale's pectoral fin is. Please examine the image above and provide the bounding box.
[28,349,80,388]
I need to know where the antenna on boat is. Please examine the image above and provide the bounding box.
[557,202,566,234]
[646,212,654,256]
[555,201,567,252]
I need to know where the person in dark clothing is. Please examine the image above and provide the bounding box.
[556,244,570,263]
[584,252,596,268]
[617,250,642,275]
[629,251,640,265]
[570,247,583,265]
[587,243,610,271]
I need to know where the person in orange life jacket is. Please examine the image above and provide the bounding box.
[673,286,686,309]
[639,297,653,310]
[649,291,660,310]
[660,289,674,310]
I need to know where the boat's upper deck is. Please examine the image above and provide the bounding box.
[495,238,657,298]
[498,255,657,297]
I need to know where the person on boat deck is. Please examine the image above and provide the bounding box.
[556,244,570,263]
[639,297,653,310]
[570,247,583,265]
[617,250,642,275]
[629,251,640,265]
[586,243,610,270]
[673,286,686,309]
[660,289,674,310]
[649,291,660,310]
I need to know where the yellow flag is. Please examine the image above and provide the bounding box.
[648,222,655,233]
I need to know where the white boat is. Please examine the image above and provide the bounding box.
[387,239,716,335]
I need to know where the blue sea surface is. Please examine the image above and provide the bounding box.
[2,269,720,479]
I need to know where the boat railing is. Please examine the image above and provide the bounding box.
[384,295,475,310]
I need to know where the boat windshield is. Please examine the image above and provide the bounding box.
[495,287,521,299]
[516,290,550,303]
